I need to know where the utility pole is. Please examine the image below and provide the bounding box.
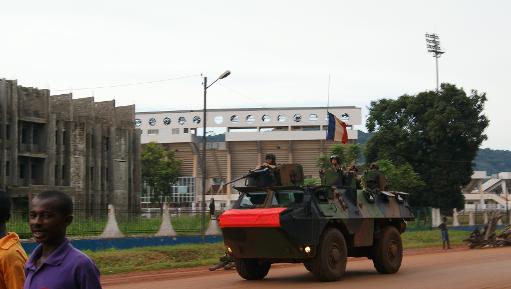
[425,33,445,92]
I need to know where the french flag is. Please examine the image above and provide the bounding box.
[326,112,348,144]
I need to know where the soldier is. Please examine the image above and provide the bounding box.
[363,163,387,191]
[258,153,277,170]
[319,155,344,187]
[343,164,359,202]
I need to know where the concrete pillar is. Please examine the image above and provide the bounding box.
[46,114,56,187]
[469,211,475,226]
[155,203,177,237]
[497,218,503,226]
[100,204,124,238]
[205,217,222,236]
[431,208,441,227]
[226,142,232,204]
[483,211,489,224]
[452,208,460,226]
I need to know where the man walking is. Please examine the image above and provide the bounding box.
[0,190,27,289]
[24,190,102,289]
[438,216,451,249]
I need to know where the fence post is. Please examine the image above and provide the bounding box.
[469,212,475,226]
[100,204,124,238]
[452,208,460,226]
[431,208,441,227]
[155,203,177,237]
[205,214,222,236]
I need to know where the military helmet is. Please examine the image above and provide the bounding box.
[330,155,341,163]
[265,153,276,162]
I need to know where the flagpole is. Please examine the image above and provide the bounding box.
[326,74,331,112]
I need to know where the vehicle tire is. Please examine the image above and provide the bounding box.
[235,258,271,280]
[303,261,313,272]
[372,226,403,274]
[311,228,347,281]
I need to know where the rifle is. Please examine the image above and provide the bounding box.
[223,167,271,187]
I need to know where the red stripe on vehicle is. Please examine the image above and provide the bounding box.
[219,208,287,228]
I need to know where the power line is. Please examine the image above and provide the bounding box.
[52,74,201,92]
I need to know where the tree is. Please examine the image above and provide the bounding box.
[141,142,182,207]
[317,144,363,170]
[365,83,489,209]
[375,160,425,205]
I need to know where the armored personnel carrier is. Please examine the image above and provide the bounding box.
[218,164,414,281]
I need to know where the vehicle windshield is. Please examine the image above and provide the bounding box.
[271,190,304,207]
[238,191,268,209]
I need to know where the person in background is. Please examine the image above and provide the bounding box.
[438,216,451,250]
[24,190,102,289]
[0,190,28,289]
[319,155,344,187]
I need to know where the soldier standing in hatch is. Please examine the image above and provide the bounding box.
[320,155,344,187]
[363,163,388,191]
[258,153,277,170]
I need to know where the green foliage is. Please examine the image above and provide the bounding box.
[365,83,489,209]
[317,144,363,169]
[375,159,425,204]
[304,178,321,186]
[141,142,182,204]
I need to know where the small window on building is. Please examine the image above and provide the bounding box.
[19,164,25,179]
[6,161,9,176]
[62,165,67,180]
[246,115,255,123]
[172,128,180,134]
[184,128,189,134]
[178,117,186,125]
[230,115,239,123]
[309,113,318,121]
[214,116,223,124]
[262,115,271,122]
[277,115,287,122]
[163,117,171,125]
[341,113,350,121]
[147,129,159,135]
[148,117,156,126]
[135,119,142,127]
[193,116,201,124]
[293,114,302,122]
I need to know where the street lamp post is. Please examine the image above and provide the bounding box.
[201,70,231,235]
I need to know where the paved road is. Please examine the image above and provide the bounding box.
[103,246,511,289]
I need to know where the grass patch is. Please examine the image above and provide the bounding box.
[86,242,225,275]
[87,230,471,275]
[402,230,470,249]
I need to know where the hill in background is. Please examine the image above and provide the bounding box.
[357,131,511,174]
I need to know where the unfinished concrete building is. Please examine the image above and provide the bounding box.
[0,79,141,214]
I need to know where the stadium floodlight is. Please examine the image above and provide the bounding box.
[425,33,445,92]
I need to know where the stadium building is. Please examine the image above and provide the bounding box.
[136,106,362,209]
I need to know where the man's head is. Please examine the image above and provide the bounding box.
[29,190,73,244]
[330,155,341,165]
[370,163,379,170]
[0,190,11,224]
[265,153,276,165]
[442,216,447,223]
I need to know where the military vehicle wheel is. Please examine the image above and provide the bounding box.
[311,228,347,281]
[235,258,271,280]
[372,226,403,274]
[303,261,313,272]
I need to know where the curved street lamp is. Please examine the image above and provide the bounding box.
[201,70,231,235]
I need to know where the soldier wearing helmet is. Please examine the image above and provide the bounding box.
[319,155,344,187]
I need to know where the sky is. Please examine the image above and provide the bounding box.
[1,0,509,149]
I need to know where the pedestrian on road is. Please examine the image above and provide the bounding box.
[438,216,451,249]
[0,190,28,289]
[24,190,102,289]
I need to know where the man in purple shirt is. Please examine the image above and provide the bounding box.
[24,190,102,289]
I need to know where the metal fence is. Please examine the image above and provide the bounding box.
[8,207,205,239]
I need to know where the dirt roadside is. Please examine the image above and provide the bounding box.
[101,245,468,286]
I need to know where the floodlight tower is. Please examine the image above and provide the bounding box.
[425,33,445,92]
